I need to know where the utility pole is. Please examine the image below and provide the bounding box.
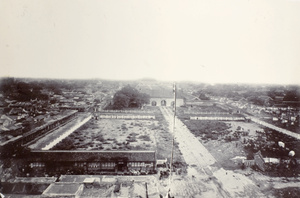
[168,82,176,196]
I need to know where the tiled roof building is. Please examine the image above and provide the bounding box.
[28,150,156,174]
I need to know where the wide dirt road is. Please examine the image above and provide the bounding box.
[160,107,264,198]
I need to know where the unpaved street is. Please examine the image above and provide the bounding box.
[160,107,264,197]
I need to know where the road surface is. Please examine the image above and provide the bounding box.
[160,106,264,197]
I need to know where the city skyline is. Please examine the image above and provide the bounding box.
[1,0,300,85]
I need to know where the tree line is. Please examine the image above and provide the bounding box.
[107,85,150,110]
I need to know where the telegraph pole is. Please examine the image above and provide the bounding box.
[168,82,176,195]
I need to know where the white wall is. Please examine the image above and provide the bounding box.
[148,98,184,107]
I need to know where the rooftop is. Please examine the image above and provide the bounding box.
[29,150,156,162]
[141,88,184,99]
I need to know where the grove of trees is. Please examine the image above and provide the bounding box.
[109,85,150,109]
[0,78,49,101]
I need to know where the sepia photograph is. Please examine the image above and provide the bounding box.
[0,0,300,197]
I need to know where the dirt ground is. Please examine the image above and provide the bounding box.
[161,107,300,198]
[52,107,185,165]
[56,119,157,150]
[201,121,263,169]
[46,106,300,197]
[4,106,300,197]
[226,121,263,136]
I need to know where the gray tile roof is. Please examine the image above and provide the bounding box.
[29,150,156,162]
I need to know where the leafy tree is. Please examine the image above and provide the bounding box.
[0,77,16,94]
[113,93,130,109]
[94,98,101,104]
[267,89,278,100]
[0,78,49,101]
[50,98,58,104]
[248,96,265,106]
[283,90,299,101]
[199,93,210,100]
[111,85,150,109]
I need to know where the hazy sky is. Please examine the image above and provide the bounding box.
[1,0,300,84]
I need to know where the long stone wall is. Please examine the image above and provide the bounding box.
[98,114,155,119]
[190,116,245,121]
[100,110,155,113]
[185,111,231,115]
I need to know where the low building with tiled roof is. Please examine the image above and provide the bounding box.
[0,114,14,127]
[28,150,156,174]
[8,108,24,115]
